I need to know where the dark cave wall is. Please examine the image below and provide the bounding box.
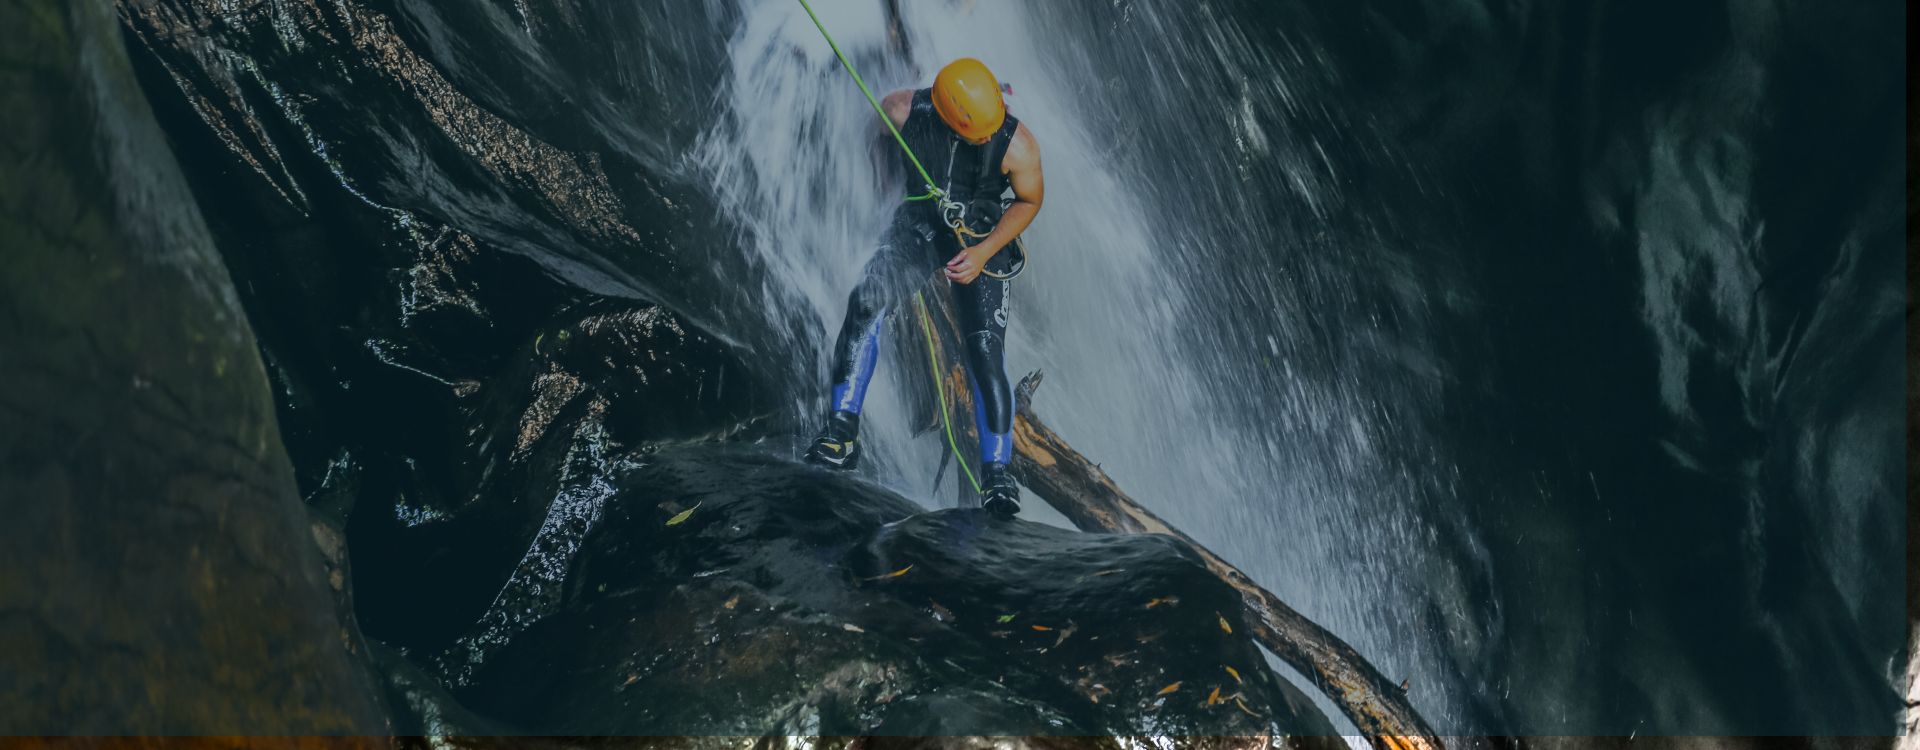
[0,0,390,734]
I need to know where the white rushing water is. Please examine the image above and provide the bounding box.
[692,0,1484,733]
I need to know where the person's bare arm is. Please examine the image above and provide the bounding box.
[946,122,1043,284]
[881,89,912,130]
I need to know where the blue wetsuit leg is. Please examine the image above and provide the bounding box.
[950,249,1015,466]
[825,219,937,417]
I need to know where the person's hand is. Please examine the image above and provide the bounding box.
[945,244,994,284]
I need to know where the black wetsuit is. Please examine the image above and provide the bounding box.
[825,88,1021,466]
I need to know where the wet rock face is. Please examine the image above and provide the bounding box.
[347,299,763,659]
[861,514,1332,734]
[457,446,1336,739]
[0,0,388,734]
[114,0,752,318]
[111,0,784,671]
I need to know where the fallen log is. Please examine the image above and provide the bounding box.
[1006,370,1444,750]
[906,285,1438,748]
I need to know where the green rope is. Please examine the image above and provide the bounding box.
[795,0,944,202]
[914,292,983,493]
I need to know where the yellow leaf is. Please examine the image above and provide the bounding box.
[1217,612,1232,634]
[665,501,703,526]
[1145,596,1179,609]
[1207,686,1223,706]
[1224,665,1242,684]
[863,564,914,581]
[1156,682,1182,696]
[723,595,740,610]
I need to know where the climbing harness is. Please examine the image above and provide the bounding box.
[794,0,1027,282]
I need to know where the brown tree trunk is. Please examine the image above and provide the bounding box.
[1008,371,1443,750]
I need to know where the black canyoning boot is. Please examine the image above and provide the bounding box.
[979,462,1020,518]
[804,411,863,470]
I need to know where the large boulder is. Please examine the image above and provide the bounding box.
[0,0,389,734]
[455,445,1339,740]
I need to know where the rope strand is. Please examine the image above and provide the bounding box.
[795,0,944,201]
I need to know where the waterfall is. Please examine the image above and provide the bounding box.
[692,0,1487,733]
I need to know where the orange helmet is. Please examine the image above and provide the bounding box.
[931,58,1006,144]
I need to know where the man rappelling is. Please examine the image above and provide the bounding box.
[802,57,1045,519]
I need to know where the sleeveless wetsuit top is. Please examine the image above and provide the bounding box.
[897,87,1020,234]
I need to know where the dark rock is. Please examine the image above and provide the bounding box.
[350,300,765,660]
[861,512,1336,737]
[456,445,1337,739]
[371,642,517,738]
[0,0,389,734]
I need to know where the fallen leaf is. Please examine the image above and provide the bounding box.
[863,564,914,581]
[723,595,740,610]
[1030,624,1054,632]
[929,601,955,622]
[1399,678,1411,692]
[1217,612,1233,634]
[621,674,638,687]
[1233,696,1260,718]
[1207,686,1223,706]
[860,567,910,583]
[1224,665,1242,684]
[996,614,1017,624]
[1086,682,1110,704]
[841,623,865,633]
[1156,682,1182,696]
[1145,596,1180,609]
[665,501,703,526]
